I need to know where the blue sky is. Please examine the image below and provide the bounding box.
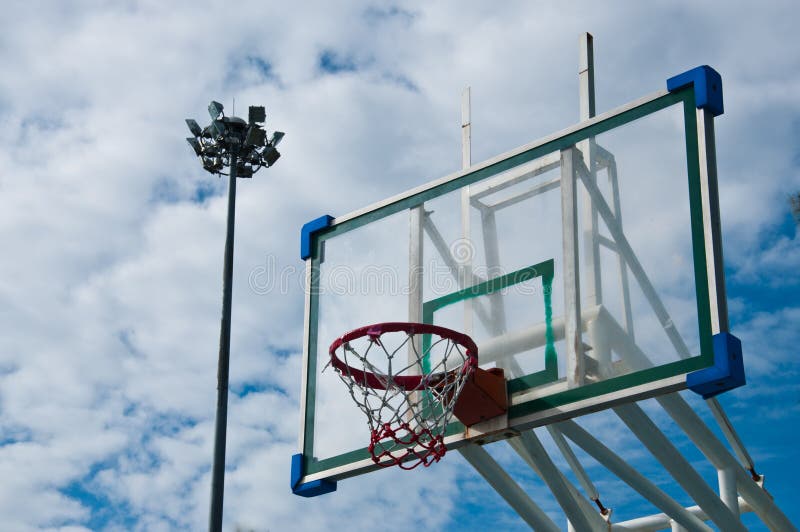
[1,1,798,530]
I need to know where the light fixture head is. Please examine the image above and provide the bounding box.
[186,119,203,137]
[248,106,266,124]
[210,119,227,137]
[202,157,217,173]
[262,146,281,167]
[244,126,266,147]
[186,137,202,156]
[236,164,254,178]
[208,101,224,120]
[269,131,285,147]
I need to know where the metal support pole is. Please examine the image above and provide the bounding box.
[209,152,238,532]
[706,397,757,477]
[612,498,754,531]
[555,421,712,532]
[512,431,602,531]
[613,403,747,532]
[459,444,561,532]
[579,32,602,309]
[509,435,607,530]
[718,467,740,515]
[657,394,797,531]
[461,87,473,336]
[546,425,601,504]
[561,148,585,387]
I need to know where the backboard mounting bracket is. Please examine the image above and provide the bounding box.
[300,214,334,260]
[291,453,337,497]
[667,65,724,117]
[686,332,745,399]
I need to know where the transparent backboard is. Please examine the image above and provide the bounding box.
[298,85,720,484]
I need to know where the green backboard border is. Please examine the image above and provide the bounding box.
[299,85,714,479]
[422,259,559,393]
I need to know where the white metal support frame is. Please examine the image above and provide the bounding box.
[460,444,562,532]
[657,393,796,531]
[561,147,586,388]
[511,430,604,531]
[461,87,474,336]
[579,32,602,310]
[612,403,747,532]
[554,421,713,532]
[508,435,608,531]
[418,33,795,532]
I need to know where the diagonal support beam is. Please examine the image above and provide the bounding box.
[508,436,607,530]
[509,431,606,531]
[459,445,561,532]
[573,152,691,358]
[657,394,797,531]
[555,421,712,532]
[612,403,747,532]
[546,424,601,503]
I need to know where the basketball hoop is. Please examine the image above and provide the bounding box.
[328,322,478,469]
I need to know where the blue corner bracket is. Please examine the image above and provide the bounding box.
[687,332,745,399]
[300,215,334,260]
[291,453,337,497]
[667,65,724,117]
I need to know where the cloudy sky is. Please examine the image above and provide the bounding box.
[1,1,799,530]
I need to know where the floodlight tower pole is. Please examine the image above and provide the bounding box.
[209,149,238,532]
[185,101,283,532]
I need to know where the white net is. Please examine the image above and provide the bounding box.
[328,323,477,469]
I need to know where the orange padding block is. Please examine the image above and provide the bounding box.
[453,367,508,427]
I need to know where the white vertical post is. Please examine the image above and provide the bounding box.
[579,32,602,310]
[606,159,635,338]
[671,521,689,532]
[579,33,596,122]
[409,206,424,367]
[407,206,425,418]
[461,87,473,335]
[561,147,585,387]
[718,467,740,516]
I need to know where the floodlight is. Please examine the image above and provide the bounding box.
[186,119,203,137]
[244,126,266,147]
[262,146,281,167]
[208,101,224,120]
[269,131,285,147]
[186,137,202,156]
[202,157,217,173]
[211,119,227,137]
[248,106,266,123]
[236,164,254,178]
